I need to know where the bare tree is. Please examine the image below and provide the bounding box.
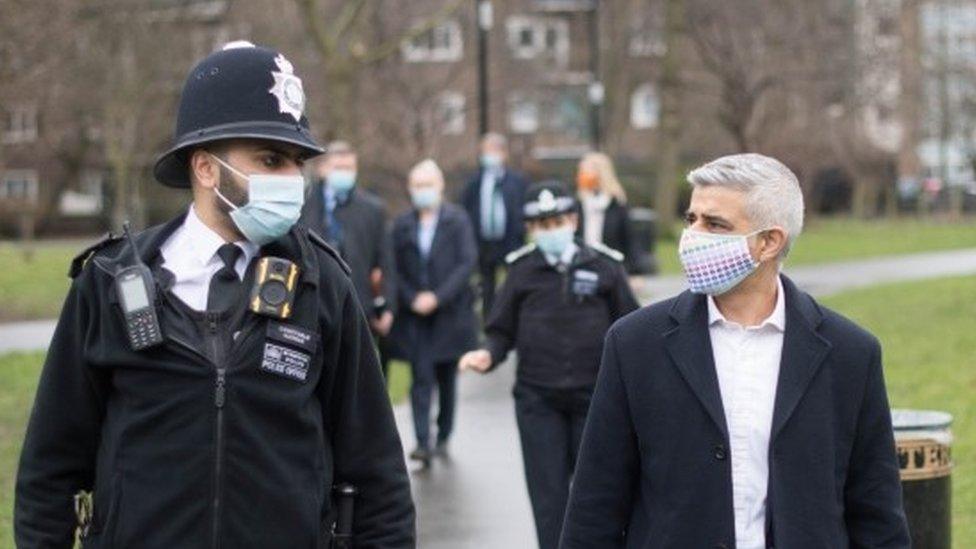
[293,0,466,144]
[654,0,685,234]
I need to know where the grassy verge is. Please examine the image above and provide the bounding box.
[821,275,976,547]
[0,352,44,546]
[655,217,976,275]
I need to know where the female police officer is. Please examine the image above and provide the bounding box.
[15,43,414,548]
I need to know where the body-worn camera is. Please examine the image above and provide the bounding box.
[249,257,300,319]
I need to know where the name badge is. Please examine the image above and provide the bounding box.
[572,269,599,296]
[260,322,317,382]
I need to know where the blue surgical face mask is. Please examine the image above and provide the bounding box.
[211,154,306,246]
[327,169,356,195]
[480,153,503,170]
[410,187,441,210]
[533,225,575,257]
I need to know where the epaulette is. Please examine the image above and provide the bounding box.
[591,242,625,262]
[307,228,352,276]
[505,243,537,264]
[69,232,123,279]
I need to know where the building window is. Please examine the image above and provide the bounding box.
[402,20,463,63]
[435,91,466,135]
[506,15,569,67]
[60,170,105,216]
[0,170,39,204]
[630,83,660,129]
[508,93,540,134]
[3,105,38,144]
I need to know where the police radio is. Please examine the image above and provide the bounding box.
[115,222,163,350]
[249,257,300,319]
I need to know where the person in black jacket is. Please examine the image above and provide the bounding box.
[459,133,529,317]
[560,154,908,549]
[575,152,638,273]
[389,159,479,466]
[300,140,397,378]
[15,43,414,549]
[459,180,639,549]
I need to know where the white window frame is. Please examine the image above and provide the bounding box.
[1,169,39,204]
[630,83,660,129]
[435,91,466,135]
[401,20,463,63]
[506,15,569,67]
[3,105,38,144]
[508,93,540,134]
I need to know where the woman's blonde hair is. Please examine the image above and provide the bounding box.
[580,151,627,204]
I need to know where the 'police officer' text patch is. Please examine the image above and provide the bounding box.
[261,342,311,382]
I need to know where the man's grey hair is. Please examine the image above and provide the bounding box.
[409,158,445,187]
[325,140,355,157]
[687,153,805,257]
[480,132,508,150]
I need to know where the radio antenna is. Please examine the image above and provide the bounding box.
[122,221,145,268]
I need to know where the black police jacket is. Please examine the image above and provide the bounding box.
[484,242,640,389]
[14,214,415,548]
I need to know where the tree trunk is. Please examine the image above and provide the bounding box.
[654,0,684,237]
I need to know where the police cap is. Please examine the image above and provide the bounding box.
[153,41,324,188]
[523,180,576,221]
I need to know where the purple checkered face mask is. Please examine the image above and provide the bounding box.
[678,228,766,295]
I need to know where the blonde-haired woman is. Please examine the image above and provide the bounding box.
[575,152,636,272]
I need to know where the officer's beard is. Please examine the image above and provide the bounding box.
[214,164,249,215]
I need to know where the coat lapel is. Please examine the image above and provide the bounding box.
[664,291,729,439]
[770,276,832,440]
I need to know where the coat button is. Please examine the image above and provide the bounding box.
[713,444,727,460]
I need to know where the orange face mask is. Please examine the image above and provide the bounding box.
[577,171,600,192]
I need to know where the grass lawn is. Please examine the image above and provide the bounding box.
[821,275,976,547]
[655,217,976,275]
[0,242,88,323]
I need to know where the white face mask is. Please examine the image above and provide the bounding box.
[210,154,306,246]
[678,228,767,295]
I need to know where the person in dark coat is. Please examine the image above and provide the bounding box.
[15,43,414,548]
[459,132,529,316]
[300,141,397,377]
[391,159,479,466]
[574,152,638,273]
[460,181,639,549]
[560,154,909,549]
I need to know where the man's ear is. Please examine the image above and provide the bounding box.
[189,149,219,190]
[757,227,788,262]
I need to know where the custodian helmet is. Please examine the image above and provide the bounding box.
[153,41,324,187]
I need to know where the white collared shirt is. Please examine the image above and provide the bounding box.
[580,191,611,247]
[707,276,786,549]
[417,208,440,259]
[159,206,259,311]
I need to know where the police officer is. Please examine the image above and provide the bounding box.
[15,42,414,548]
[459,180,639,549]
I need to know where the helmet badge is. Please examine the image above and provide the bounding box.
[269,53,305,122]
[538,189,557,213]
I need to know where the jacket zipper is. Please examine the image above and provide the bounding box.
[208,312,226,549]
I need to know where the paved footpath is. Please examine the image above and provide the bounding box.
[3,247,976,548]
